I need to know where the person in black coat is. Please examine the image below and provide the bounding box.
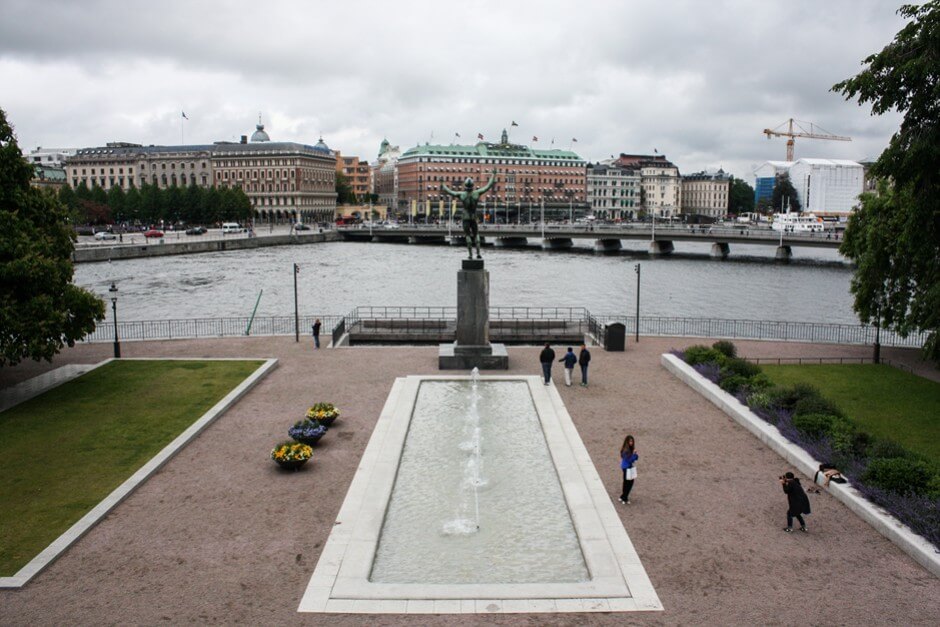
[539,343,555,385]
[780,471,811,532]
[578,344,591,387]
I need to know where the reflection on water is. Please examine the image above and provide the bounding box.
[73,240,858,323]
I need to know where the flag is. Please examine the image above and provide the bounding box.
[455,132,460,138]
[653,148,659,154]
[294,263,299,274]
[532,136,538,142]
[572,138,578,143]
[511,121,518,127]
[477,133,484,140]
[182,111,189,120]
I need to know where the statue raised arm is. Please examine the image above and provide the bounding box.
[443,168,498,260]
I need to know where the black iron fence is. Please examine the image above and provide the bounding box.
[83,309,925,350]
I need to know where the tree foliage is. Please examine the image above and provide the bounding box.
[833,1,940,361]
[771,173,801,213]
[335,171,356,205]
[728,176,755,215]
[0,108,105,366]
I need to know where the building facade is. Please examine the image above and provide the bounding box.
[787,158,863,216]
[27,147,76,167]
[397,129,587,221]
[64,121,337,222]
[680,169,731,219]
[335,151,371,202]
[372,138,401,212]
[752,160,793,204]
[612,154,681,217]
[586,163,641,220]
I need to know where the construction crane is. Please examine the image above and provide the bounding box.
[763,118,852,161]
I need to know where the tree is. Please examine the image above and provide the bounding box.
[107,185,126,223]
[0,108,105,366]
[335,171,355,205]
[728,176,755,215]
[833,1,940,361]
[124,185,141,224]
[771,173,801,213]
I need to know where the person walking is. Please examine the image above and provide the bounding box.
[578,344,591,386]
[312,319,322,349]
[539,343,555,385]
[619,435,638,504]
[780,471,811,532]
[559,347,577,386]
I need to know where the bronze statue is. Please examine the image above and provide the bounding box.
[441,168,497,259]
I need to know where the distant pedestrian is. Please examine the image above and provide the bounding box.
[539,343,555,385]
[780,471,811,532]
[312,319,322,349]
[578,344,591,386]
[559,347,577,386]
[619,435,638,504]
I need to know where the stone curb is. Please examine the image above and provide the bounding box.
[661,353,940,579]
[0,357,278,589]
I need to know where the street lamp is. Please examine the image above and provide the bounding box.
[109,282,121,358]
[634,264,641,343]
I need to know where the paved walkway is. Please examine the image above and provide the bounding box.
[1,337,938,625]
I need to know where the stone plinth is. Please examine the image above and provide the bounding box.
[439,258,509,370]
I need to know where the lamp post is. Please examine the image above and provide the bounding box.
[109,282,121,358]
[634,264,641,343]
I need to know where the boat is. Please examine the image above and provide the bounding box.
[771,212,825,233]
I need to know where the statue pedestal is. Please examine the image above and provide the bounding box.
[439,259,509,370]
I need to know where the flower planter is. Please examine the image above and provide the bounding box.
[293,432,325,446]
[275,458,309,471]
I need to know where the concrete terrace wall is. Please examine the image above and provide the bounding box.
[72,231,339,263]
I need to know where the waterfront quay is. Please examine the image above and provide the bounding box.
[339,221,843,259]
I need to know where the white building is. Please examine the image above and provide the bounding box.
[787,158,864,216]
[586,164,641,220]
[26,147,76,167]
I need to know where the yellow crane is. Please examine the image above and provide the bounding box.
[763,118,852,161]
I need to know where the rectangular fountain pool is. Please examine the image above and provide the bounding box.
[299,375,662,614]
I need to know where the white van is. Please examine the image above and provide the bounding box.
[221,223,244,234]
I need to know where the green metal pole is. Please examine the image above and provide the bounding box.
[245,289,263,335]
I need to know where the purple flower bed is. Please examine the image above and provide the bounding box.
[680,344,940,551]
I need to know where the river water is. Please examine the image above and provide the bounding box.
[73,240,858,324]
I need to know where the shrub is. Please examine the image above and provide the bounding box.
[868,438,913,460]
[747,391,774,410]
[794,395,845,418]
[720,357,762,379]
[768,383,821,411]
[711,340,736,358]
[747,372,773,391]
[684,345,726,366]
[861,457,933,496]
[792,413,840,440]
[719,375,751,394]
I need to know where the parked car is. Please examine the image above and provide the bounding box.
[294,223,311,231]
[94,231,117,240]
[185,226,207,235]
[221,222,245,234]
[143,229,164,238]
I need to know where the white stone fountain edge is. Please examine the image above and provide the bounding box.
[297,375,664,613]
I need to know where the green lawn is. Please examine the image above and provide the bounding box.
[0,359,263,576]
[761,364,940,463]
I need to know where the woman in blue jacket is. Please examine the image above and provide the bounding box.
[620,435,638,504]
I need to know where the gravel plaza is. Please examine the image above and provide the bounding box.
[1,336,938,625]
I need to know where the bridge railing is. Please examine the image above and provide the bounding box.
[82,311,925,349]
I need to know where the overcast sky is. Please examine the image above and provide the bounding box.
[0,0,908,180]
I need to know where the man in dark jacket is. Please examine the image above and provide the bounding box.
[559,347,577,386]
[539,343,555,385]
[578,344,591,387]
[780,471,811,532]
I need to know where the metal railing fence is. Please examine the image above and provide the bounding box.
[83,309,926,349]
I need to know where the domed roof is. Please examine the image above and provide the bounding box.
[313,137,331,153]
[250,122,270,143]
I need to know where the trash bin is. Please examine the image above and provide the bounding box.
[605,322,626,351]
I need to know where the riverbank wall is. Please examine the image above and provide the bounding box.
[72,231,339,264]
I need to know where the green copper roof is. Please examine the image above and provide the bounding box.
[401,142,583,162]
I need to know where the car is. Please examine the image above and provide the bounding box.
[94,231,117,241]
[221,222,245,234]
[143,229,164,238]
[294,223,311,231]
[384,222,400,229]
[185,226,207,235]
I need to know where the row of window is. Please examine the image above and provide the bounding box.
[417,157,581,166]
